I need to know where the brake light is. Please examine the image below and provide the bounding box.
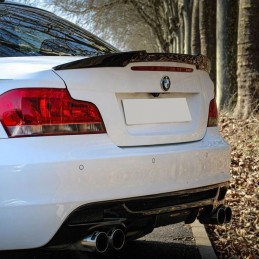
[207,98,218,127]
[0,88,106,137]
[131,66,193,72]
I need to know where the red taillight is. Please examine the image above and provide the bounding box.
[0,88,106,137]
[207,98,218,127]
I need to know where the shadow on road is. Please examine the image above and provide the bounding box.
[0,240,200,259]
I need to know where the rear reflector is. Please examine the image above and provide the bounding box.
[207,98,218,127]
[131,66,193,72]
[0,88,106,137]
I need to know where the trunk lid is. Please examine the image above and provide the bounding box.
[54,51,214,146]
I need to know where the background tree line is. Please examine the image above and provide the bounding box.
[20,0,259,119]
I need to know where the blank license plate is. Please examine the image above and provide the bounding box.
[122,98,192,125]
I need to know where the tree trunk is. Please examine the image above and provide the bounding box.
[216,0,238,110]
[191,0,200,54]
[199,0,216,85]
[178,0,184,53]
[173,36,177,53]
[174,34,180,53]
[234,0,259,118]
[183,0,193,54]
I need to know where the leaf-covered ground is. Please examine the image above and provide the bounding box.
[206,114,259,259]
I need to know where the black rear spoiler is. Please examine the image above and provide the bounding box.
[53,51,209,72]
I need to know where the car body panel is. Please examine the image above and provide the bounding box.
[55,63,214,146]
[0,57,82,80]
[0,128,230,249]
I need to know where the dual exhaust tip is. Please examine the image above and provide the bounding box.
[81,228,125,253]
[80,206,232,252]
[199,206,232,225]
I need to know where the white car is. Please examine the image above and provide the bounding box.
[0,1,231,253]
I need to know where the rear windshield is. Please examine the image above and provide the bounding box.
[0,4,117,57]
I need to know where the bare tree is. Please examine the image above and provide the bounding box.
[47,0,155,51]
[182,0,193,54]
[42,0,180,52]
[216,0,238,110]
[199,0,216,84]
[234,0,259,118]
[127,0,179,52]
[191,0,200,55]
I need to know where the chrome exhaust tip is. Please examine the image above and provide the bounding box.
[199,206,226,225]
[223,206,232,223]
[108,229,125,251]
[81,231,109,253]
[213,206,225,225]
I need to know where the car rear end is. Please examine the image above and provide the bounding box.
[0,52,231,251]
[0,2,231,253]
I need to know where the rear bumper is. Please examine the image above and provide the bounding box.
[46,181,229,248]
[0,127,230,250]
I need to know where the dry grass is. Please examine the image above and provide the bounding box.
[206,113,259,259]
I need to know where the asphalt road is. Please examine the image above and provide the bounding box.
[1,223,201,259]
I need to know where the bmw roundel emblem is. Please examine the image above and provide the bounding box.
[161,76,171,91]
